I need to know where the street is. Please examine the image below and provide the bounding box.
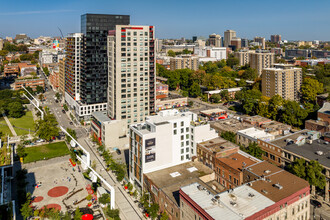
[41,74,144,219]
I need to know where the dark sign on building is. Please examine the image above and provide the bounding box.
[145,138,156,163]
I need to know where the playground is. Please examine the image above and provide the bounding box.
[26,158,91,212]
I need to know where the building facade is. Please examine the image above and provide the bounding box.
[224,30,236,48]
[170,55,199,71]
[254,37,265,49]
[249,51,275,76]
[58,58,66,95]
[129,109,217,190]
[208,33,221,47]
[107,25,156,126]
[193,46,227,61]
[80,14,130,105]
[271,35,281,43]
[262,64,302,101]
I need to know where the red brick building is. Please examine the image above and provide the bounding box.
[12,78,45,90]
[49,69,60,89]
[4,63,19,76]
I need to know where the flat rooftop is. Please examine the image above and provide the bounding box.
[318,102,330,115]
[246,161,310,202]
[237,127,274,140]
[146,109,194,125]
[91,111,110,123]
[210,118,253,133]
[145,161,216,207]
[200,108,226,115]
[218,151,260,172]
[181,182,275,220]
[198,137,239,153]
[283,139,330,168]
[269,129,313,148]
[261,121,291,132]
[243,115,271,124]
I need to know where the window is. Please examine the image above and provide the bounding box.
[174,123,177,128]
[181,121,184,126]
[181,135,184,140]
[173,130,177,135]
[181,128,184,133]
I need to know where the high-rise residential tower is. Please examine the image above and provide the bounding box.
[107,25,156,126]
[271,35,281,43]
[224,30,236,47]
[262,64,302,101]
[254,36,266,49]
[80,14,130,105]
[208,33,221,47]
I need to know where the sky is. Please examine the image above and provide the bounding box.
[0,0,329,41]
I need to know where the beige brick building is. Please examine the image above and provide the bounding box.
[234,50,255,66]
[262,64,302,101]
[250,51,275,76]
[169,55,199,71]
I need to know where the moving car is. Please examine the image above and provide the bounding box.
[310,199,322,208]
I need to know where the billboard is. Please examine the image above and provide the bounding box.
[145,138,156,163]
[52,39,59,49]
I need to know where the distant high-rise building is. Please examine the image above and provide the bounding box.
[250,51,275,76]
[270,35,281,43]
[0,38,3,50]
[155,38,163,53]
[230,38,241,50]
[262,64,302,101]
[285,49,309,59]
[254,37,266,49]
[224,30,236,47]
[107,25,156,126]
[208,33,221,47]
[234,50,255,66]
[80,14,130,106]
[241,38,249,48]
[192,36,197,42]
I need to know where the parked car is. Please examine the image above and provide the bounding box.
[62,109,66,113]
[311,199,322,208]
[36,139,45,143]
[116,149,121,155]
[70,121,73,125]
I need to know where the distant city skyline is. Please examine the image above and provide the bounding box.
[0,0,329,41]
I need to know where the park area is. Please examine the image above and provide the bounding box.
[24,141,70,163]
[8,111,35,136]
[0,118,12,137]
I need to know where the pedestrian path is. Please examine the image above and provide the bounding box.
[3,114,17,136]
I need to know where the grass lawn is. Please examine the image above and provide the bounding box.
[0,118,12,137]
[9,111,35,136]
[24,141,70,163]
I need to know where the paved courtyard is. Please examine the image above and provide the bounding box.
[26,158,90,212]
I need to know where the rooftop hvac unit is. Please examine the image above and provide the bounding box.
[273,183,283,190]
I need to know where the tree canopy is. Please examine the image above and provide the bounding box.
[301,77,323,103]
[35,111,59,141]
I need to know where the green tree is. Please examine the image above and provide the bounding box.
[36,85,44,94]
[20,54,34,61]
[99,193,110,205]
[287,158,306,179]
[55,92,61,101]
[220,131,236,143]
[73,208,82,220]
[105,207,120,220]
[236,89,262,115]
[62,212,71,220]
[220,90,229,101]
[242,68,257,81]
[167,50,176,57]
[35,112,59,141]
[7,102,24,118]
[0,50,9,57]
[147,203,159,220]
[20,193,33,220]
[226,55,239,68]
[237,79,247,87]
[160,211,169,220]
[189,81,201,97]
[210,94,221,103]
[242,142,264,159]
[63,104,68,111]
[306,160,326,190]
[16,144,27,158]
[66,128,77,143]
[301,77,323,103]
[280,101,308,127]
[268,95,283,120]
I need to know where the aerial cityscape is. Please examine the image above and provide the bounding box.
[0,1,330,220]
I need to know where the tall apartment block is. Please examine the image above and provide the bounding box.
[208,33,221,47]
[230,38,241,50]
[234,50,255,66]
[170,55,199,71]
[107,25,156,126]
[241,38,249,48]
[262,64,302,101]
[224,30,236,47]
[250,51,275,76]
[58,58,66,95]
[254,36,266,49]
[65,33,83,102]
[0,38,3,50]
[271,34,281,43]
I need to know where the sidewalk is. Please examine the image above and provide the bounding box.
[3,114,17,136]
[80,138,144,220]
